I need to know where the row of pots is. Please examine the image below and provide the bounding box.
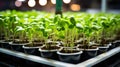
[0,40,120,64]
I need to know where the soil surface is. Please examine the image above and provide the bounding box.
[78,45,97,49]
[41,45,60,50]
[60,49,80,53]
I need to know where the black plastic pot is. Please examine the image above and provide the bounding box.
[98,44,110,55]
[109,40,120,50]
[39,45,59,60]
[23,45,41,56]
[0,40,11,49]
[114,40,120,47]
[9,42,29,52]
[81,47,99,61]
[108,43,115,50]
[0,40,3,47]
[57,47,83,64]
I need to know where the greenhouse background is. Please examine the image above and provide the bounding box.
[0,0,120,67]
[0,0,120,13]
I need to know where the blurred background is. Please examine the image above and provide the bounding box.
[0,0,120,13]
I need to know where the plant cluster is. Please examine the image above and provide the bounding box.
[0,10,120,48]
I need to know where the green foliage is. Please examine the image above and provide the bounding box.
[0,10,120,47]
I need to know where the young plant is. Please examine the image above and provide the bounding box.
[56,16,78,48]
[0,15,5,40]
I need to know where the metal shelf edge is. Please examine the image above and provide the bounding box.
[0,48,75,67]
[76,47,120,67]
[0,47,120,67]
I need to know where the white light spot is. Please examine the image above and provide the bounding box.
[51,0,56,4]
[63,0,71,4]
[28,0,36,7]
[15,1,22,7]
[18,0,25,2]
[39,0,47,6]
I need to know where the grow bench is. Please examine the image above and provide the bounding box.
[0,47,120,67]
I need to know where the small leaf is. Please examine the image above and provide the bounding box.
[70,17,76,25]
[39,25,45,30]
[16,26,24,31]
[69,24,74,29]
[49,23,55,26]
[43,31,47,37]
[76,23,83,29]
[45,29,52,32]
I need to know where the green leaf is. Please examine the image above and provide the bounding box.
[16,26,25,31]
[43,31,47,37]
[102,22,109,28]
[70,17,76,25]
[92,25,101,31]
[45,29,52,33]
[69,24,74,29]
[53,15,60,23]
[76,23,83,29]
[58,32,65,39]
[61,27,65,30]
[39,25,45,30]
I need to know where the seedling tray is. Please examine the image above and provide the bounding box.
[0,47,120,67]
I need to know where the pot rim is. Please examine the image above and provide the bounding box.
[58,46,78,48]
[98,44,110,48]
[38,45,59,52]
[0,40,4,42]
[57,50,83,55]
[0,40,12,43]
[39,48,58,52]
[114,40,120,43]
[22,45,41,49]
[77,45,99,51]
[83,47,99,51]
[9,42,30,45]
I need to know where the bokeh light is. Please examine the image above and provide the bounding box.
[28,0,36,7]
[70,4,80,11]
[18,0,25,2]
[39,0,47,6]
[51,0,56,4]
[63,0,71,4]
[15,0,22,7]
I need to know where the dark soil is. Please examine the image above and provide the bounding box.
[41,45,60,50]
[13,39,29,44]
[46,42,58,45]
[59,44,77,47]
[25,43,43,47]
[98,38,112,44]
[93,44,108,47]
[33,39,45,43]
[4,39,13,42]
[0,36,5,40]
[78,45,97,49]
[60,49,80,53]
[115,35,120,40]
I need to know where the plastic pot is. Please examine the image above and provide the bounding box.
[23,45,41,56]
[57,47,83,64]
[9,42,29,52]
[109,40,120,50]
[0,40,3,47]
[110,41,118,49]
[0,40,11,49]
[39,45,60,60]
[81,47,99,61]
[98,44,110,54]
[114,40,120,47]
